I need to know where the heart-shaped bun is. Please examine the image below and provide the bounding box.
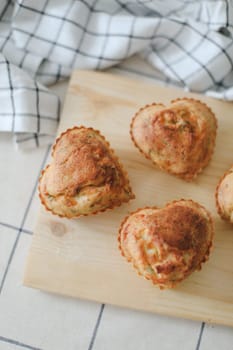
[216,165,233,223]
[118,199,214,289]
[130,98,217,180]
[39,126,134,218]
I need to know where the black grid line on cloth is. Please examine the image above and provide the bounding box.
[94,2,141,68]
[35,82,40,134]
[18,50,28,69]
[12,36,40,71]
[0,30,12,53]
[0,336,43,350]
[127,1,156,17]
[168,40,233,91]
[114,0,135,16]
[136,1,160,17]
[70,0,99,68]
[0,86,62,101]
[0,113,57,121]
[225,0,229,27]
[2,39,43,77]
[55,64,62,83]
[16,134,53,144]
[14,0,100,37]
[148,49,186,85]
[12,27,121,62]
[134,15,233,84]
[13,1,165,40]
[13,1,220,47]
[21,228,33,235]
[87,304,105,350]
[1,42,40,77]
[56,87,61,124]
[37,69,67,80]
[22,0,50,52]
[155,33,218,86]
[0,221,32,235]
[171,18,233,70]
[34,132,39,147]
[124,16,137,60]
[195,322,205,350]
[0,145,50,295]
[1,0,233,151]
[95,11,114,70]
[5,60,16,131]
[45,2,74,62]
[155,21,185,52]
[0,86,39,91]
[150,16,162,40]
[15,0,96,15]
[0,0,11,21]
[182,39,233,87]
[123,0,152,17]
[164,31,209,67]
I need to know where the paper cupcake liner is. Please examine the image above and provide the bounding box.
[130,98,218,181]
[118,199,214,289]
[39,126,135,219]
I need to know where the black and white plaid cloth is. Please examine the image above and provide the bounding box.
[1,0,233,148]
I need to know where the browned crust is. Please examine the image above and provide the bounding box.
[118,199,214,289]
[39,126,135,218]
[215,165,233,222]
[171,97,216,118]
[52,126,109,157]
[130,103,165,171]
[172,98,217,179]
[130,98,217,181]
[118,206,159,285]
[118,205,158,259]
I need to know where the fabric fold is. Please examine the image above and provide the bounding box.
[0,0,233,148]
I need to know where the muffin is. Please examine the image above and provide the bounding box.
[118,199,214,289]
[216,165,233,223]
[130,98,217,180]
[39,126,135,218]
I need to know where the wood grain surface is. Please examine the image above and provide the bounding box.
[23,70,233,326]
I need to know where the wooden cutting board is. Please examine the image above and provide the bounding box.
[23,70,233,327]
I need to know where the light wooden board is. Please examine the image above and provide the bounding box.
[24,70,233,327]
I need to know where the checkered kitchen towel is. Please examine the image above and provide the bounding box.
[1,0,233,148]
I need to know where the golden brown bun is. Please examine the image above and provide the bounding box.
[216,165,233,223]
[118,199,214,289]
[39,126,135,218]
[130,98,217,180]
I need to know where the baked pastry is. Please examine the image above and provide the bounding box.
[39,126,135,218]
[216,165,233,223]
[130,98,217,180]
[118,199,214,289]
